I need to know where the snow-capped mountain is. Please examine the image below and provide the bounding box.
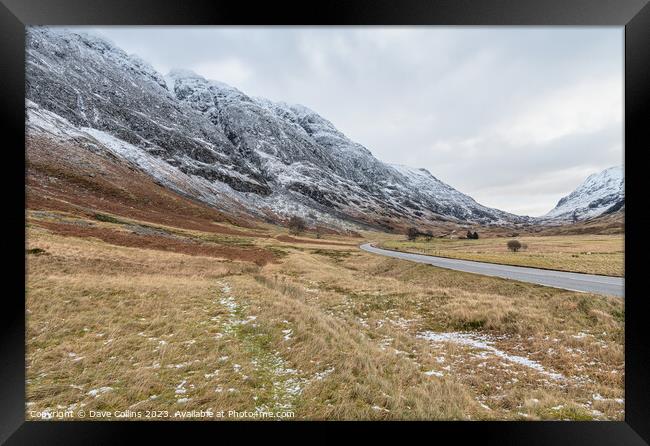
[26,27,528,230]
[544,167,624,221]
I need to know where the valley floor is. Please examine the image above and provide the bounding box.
[377,234,624,277]
[26,210,624,421]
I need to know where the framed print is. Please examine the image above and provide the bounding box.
[1,0,649,444]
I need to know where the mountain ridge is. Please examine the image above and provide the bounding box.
[26,27,530,230]
[25,27,622,231]
[544,166,624,221]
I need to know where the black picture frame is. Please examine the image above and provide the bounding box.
[1,0,648,444]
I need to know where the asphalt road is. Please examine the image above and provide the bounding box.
[359,243,624,297]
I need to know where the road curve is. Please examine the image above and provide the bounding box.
[360,243,624,297]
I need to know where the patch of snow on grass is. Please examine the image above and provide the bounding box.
[166,360,199,369]
[417,331,565,381]
[593,394,624,405]
[312,367,335,381]
[215,280,304,412]
[204,370,219,379]
[87,387,113,397]
[175,380,188,395]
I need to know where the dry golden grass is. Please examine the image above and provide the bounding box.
[26,210,625,421]
[377,234,624,276]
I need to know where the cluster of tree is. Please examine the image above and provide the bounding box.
[287,215,325,239]
[406,227,433,241]
[406,227,480,241]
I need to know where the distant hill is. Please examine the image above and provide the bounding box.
[543,166,624,222]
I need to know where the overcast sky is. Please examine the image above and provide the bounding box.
[77,26,623,216]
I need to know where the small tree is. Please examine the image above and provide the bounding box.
[288,215,306,235]
[473,231,479,240]
[424,230,433,241]
[406,227,419,241]
[507,239,522,252]
[466,230,474,240]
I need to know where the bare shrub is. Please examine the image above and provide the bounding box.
[507,240,522,252]
[288,215,307,235]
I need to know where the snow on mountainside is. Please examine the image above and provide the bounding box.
[26,27,529,230]
[544,167,624,221]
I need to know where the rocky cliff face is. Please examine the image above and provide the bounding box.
[26,27,531,230]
